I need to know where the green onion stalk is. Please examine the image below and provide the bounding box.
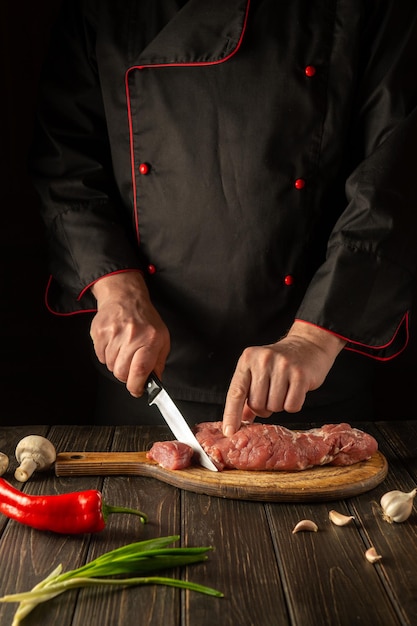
[0,535,223,625]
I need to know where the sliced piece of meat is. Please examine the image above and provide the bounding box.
[146,440,195,470]
[147,422,378,472]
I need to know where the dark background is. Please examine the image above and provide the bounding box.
[1,1,97,425]
[1,3,416,425]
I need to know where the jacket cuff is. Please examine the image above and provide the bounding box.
[295,243,413,360]
[44,269,144,315]
[294,315,409,361]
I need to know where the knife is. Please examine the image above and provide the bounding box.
[146,373,218,472]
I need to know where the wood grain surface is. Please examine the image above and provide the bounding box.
[3,423,417,626]
[55,450,388,502]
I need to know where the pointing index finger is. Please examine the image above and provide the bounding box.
[222,370,252,436]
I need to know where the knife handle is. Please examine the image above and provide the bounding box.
[146,372,163,404]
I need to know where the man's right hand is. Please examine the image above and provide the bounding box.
[90,270,170,397]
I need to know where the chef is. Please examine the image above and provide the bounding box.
[30,0,417,430]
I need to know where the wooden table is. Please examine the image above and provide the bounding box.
[0,421,416,626]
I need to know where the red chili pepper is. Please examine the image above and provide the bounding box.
[0,478,147,534]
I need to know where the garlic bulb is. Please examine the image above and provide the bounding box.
[380,488,417,523]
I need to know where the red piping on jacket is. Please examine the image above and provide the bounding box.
[45,3,252,317]
[294,313,410,361]
[44,270,142,316]
[124,0,251,246]
[44,275,96,317]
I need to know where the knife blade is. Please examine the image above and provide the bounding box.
[146,373,218,472]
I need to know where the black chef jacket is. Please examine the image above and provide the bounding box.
[30,0,417,412]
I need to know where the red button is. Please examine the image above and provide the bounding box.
[294,178,306,190]
[284,275,294,286]
[139,162,150,175]
[147,264,156,275]
[305,65,316,77]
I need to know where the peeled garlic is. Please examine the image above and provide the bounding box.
[292,519,318,534]
[365,547,382,563]
[380,488,417,523]
[328,510,354,526]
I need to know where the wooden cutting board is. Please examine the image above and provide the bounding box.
[55,450,388,502]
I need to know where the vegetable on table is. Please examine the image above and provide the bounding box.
[365,546,382,563]
[0,535,223,625]
[0,478,147,534]
[14,436,56,482]
[292,519,318,533]
[380,488,417,523]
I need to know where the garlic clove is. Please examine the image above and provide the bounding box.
[380,488,417,523]
[292,519,318,534]
[328,510,354,526]
[365,547,382,563]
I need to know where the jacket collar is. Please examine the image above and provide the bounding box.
[132,0,251,67]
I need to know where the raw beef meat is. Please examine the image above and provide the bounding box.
[147,422,378,471]
[194,422,378,471]
[146,440,195,470]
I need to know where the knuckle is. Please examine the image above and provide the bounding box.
[91,322,108,341]
[239,346,258,367]
[112,366,127,383]
[129,362,149,381]
[283,390,306,413]
[228,382,248,401]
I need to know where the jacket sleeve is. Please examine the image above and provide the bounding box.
[296,1,417,359]
[30,0,142,314]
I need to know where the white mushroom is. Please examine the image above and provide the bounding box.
[14,435,57,482]
[0,452,9,476]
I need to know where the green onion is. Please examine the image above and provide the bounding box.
[0,535,223,625]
